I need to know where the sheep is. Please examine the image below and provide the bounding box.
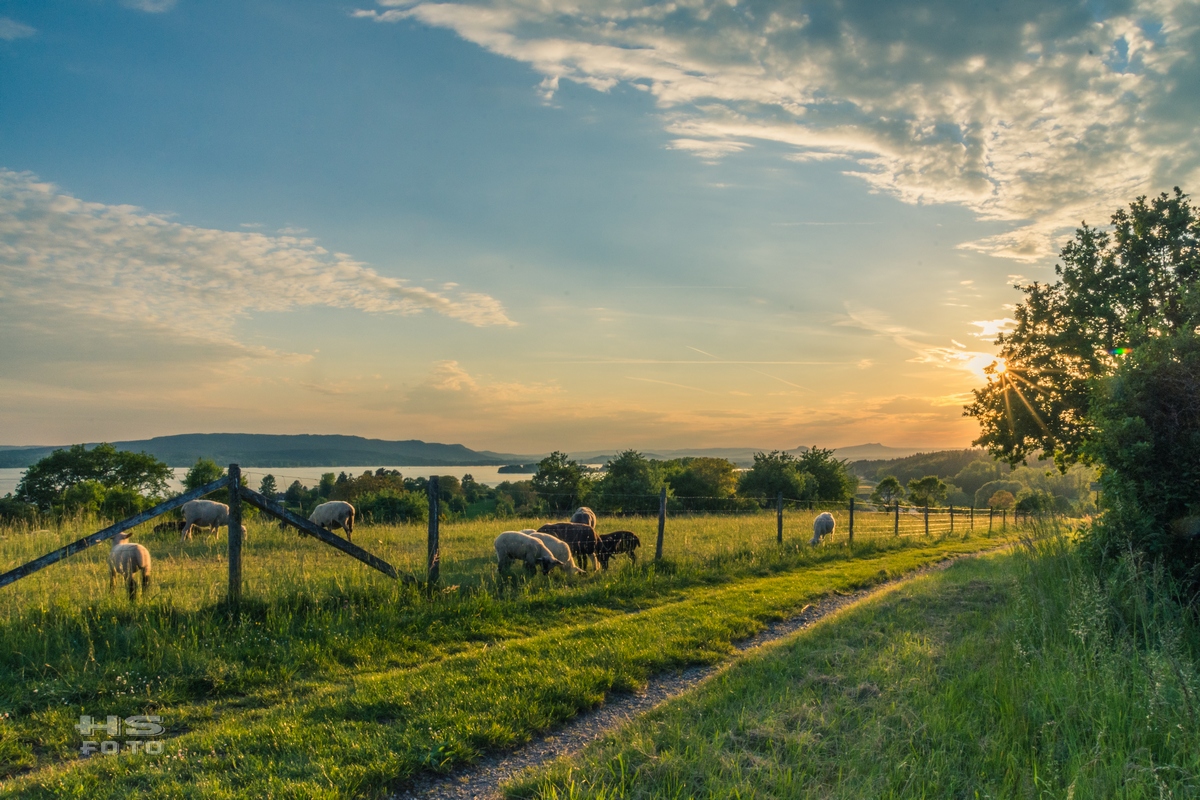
[811,512,835,545]
[569,506,597,528]
[537,522,602,570]
[494,531,563,578]
[523,530,586,575]
[596,531,641,570]
[180,499,247,541]
[309,501,355,542]
[109,531,151,599]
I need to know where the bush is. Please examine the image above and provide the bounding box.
[975,479,1025,509]
[0,495,37,525]
[356,490,427,525]
[1085,330,1200,584]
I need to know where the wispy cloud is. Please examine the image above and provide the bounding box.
[839,305,997,379]
[120,0,178,12]
[0,169,516,353]
[0,17,35,40]
[358,0,1200,261]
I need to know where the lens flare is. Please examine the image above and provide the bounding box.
[994,358,1007,374]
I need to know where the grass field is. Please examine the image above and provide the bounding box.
[0,510,1017,798]
[509,530,1200,799]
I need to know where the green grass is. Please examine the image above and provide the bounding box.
[509,530,1200,799]
[0,511,1014,797]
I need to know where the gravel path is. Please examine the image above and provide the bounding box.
[391,551,988,800]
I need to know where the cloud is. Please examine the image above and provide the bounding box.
[358,0,1200,261]
[120,0,178,12]
[0,169,516,356]
[0,17,35,40]
[970,317,1018,340]
[839,305,997,379]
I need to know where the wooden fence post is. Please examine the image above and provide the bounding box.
[970,505,975,529]
[776,491,783,544]
[989,507,994,533]
[848,498,855,545]
[924,505,929,536]
[655,487,667,560]
[894,501,900,536]
[227,464,243,606]
[427,476,440,587]
[1003,509,1007,530]
[949,504,954,534]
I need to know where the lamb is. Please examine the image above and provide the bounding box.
[811,512,835,545]
[537,522,602,570]
[494,531,563,577]
[181,499,247,541]
[109,531,151,599]
[523,530,586,575]
[596,531,641,570]
[309,501,355,542]
[569,506,597,528]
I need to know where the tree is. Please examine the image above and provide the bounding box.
[796,446,857,501]
[953,460,1004,498]
[184,458,224,491]
[595,450,664,512]
[987,490,1016,509]
[871,476,905,505]
[966,189,1200,469]
[906,476,949,507]
[663,457,742,510]
[531,451,590,513]
[1015,488,1055,513]
[258,474,278,499]
[738,451,812,504]
[17,443,172,511]
[318,473,337,498]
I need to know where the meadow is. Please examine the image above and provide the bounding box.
[0,509,1015,797]
[510,529,1200,799]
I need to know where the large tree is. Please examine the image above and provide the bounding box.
[16,443,173,511]
[531,451,591,513]
[966,189,1200,469]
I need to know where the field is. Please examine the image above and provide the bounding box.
[0,509,1016,798]
[510,531,1200,799]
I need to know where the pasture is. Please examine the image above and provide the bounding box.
[0,510,1016,798]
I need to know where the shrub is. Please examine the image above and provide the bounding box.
[356,490,427,525]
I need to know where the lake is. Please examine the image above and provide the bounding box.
[0,465,540,498]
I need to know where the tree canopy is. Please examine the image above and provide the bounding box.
[966,189,1200,469]
[531,451,591,513]
[16,443,173,511]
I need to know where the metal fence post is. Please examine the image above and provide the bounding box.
[227,464,243,606]
[848,497,854,545]
[655,487,666,560]
[894,501,900,536]
[427,476,440,587]
[776,491,783,544]
[924,505,929,536]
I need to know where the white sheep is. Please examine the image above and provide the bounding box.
[811,511,835,545]
[570,506,597,528]
[523,530,586,575]
[180,499,246,541]
[109,531,151,598]
[309,501,355,542]
[494,531,563,577]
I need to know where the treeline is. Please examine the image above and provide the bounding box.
[857,449,1097,513]
[0,445,860,526]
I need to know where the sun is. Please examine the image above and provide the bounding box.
[994,358,1008,375]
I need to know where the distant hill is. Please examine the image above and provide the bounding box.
[849,449,994,483]
[832,443,936,461]
[572,446,812,468]
[0,434,528,469]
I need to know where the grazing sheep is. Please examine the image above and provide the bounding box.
[523,530,586,575]
[811,512,835,545]
[309,501,355,542]
[596,531,641,570]
[569,506,597,528]
[109,531,151,599]
[494,531,563,577]
[181,500,246,541]
[537,522,602,570]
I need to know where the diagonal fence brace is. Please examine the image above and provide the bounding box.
[237,485,411,583]
[0,475,232,590]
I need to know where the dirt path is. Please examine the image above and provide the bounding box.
[391,548,1002,800]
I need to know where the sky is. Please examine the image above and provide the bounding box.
[1,0,1197,454]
